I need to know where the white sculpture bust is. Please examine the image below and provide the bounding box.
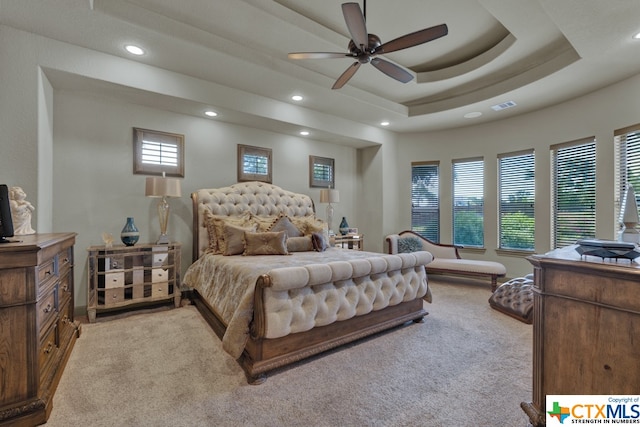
[9,186,36,235]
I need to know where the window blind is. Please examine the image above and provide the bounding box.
[614,124,640,236]
[498,150,535,250]
[551,138,596,248]
[452,158,484,247]
[411,162,439,242]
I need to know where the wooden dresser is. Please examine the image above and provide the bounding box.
[0,233,80,426]
[522,245,640,426]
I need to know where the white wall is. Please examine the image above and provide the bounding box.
[52,91,359,312]
[394,73,640,278]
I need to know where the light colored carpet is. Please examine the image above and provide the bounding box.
[46,277,532,427]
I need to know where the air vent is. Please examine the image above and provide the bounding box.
[491,101,517,111]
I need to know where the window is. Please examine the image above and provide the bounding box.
[237,144,272,183]
[133,128,184,177]
[551,138,596,248]
[452,158,484,247]
[309,156,335,188]
[615,124,640,236]
[498,150,535,250]
[411,162,439,242]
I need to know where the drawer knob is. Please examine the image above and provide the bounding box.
[44,342,54,354]
[43,303,52,313]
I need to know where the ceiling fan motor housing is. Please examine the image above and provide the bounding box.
[349,34,381,58]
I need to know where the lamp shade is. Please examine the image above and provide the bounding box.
[145,177,182,198]
[319,189,339,204]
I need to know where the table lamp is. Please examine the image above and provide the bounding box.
[145,173,182,244]
[319,188,339,235]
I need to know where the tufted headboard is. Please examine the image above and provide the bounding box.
[191,181,316,261]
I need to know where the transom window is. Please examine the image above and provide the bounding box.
[133,128,184,177]
[237,144,272,183]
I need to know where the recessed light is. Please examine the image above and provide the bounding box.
[300,131,310,136]
[633,32,640,40]
[291,95,303,101]
[204,110,218,117]
[380,121,390,126]
[125,44,145,55]
[464,112,482,119]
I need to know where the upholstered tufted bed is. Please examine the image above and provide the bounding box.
[183,182,432,383]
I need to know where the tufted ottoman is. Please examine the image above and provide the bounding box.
[488,274,534,324]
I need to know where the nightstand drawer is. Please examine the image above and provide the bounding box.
[151,268,168,283]
[152,252,169,267]
[104,271,125,289]
[103,287,125,306]
[152,282,169,298]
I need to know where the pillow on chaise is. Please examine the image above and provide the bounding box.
[397,236,423,253]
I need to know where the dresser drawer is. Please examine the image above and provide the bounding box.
[37,286,58,340]
[58,299,76,348]
[58,246,73,276]
[59,271,73,307]
[37,257,58,293]
[39,323,58,384]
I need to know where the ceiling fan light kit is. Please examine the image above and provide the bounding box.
[288,1,448,89]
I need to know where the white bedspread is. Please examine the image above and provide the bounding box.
[183,248,432,358]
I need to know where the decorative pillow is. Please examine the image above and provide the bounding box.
[243,231,289,256]
[204,210,252,254]
[222,223,257,256]
[397,236,423,253]
[250,214,278,232]
[268,215,303,238]
[292,216,330,242]
[311,232,330,252]
[286,236,314,252]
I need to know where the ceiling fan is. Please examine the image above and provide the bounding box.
[288,1,448,89]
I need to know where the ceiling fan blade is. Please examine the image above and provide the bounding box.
[374,23,448,55]
[332,62,361,89]
[342,2,368,50]
[371,58,413,83]
[288,52,351,59]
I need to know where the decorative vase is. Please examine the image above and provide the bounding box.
[339,216,349,235]
[120,217,140,246]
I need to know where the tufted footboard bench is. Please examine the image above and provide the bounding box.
[387,230,506,291]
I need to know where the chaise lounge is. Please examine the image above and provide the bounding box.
[386,230,506,291]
